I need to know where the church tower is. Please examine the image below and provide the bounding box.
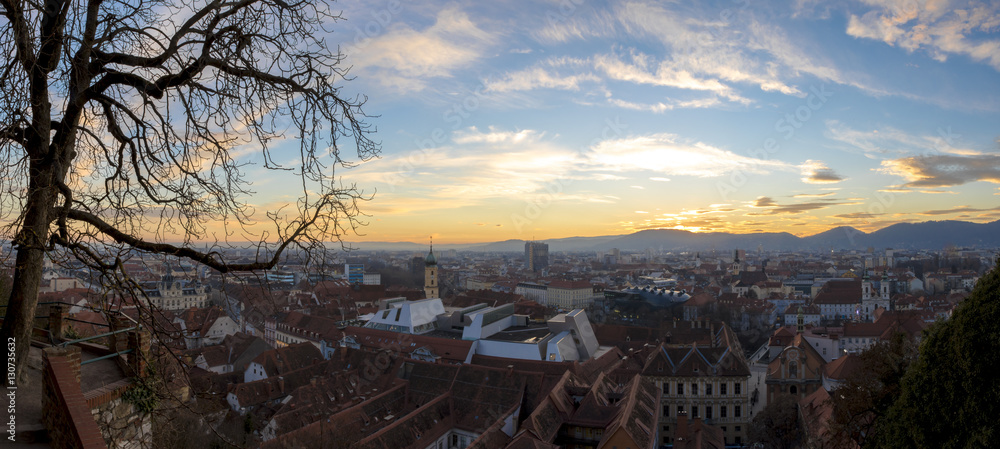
[862,270,872,300]
[424,238,438,299]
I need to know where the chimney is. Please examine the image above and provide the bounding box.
[278,376,285,394]
[676,410,689,443]
[507,365,514,376]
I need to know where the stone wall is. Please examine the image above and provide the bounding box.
[87,381,152,449]
[42,326,155,449]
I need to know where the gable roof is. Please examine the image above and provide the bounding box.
[249,342,323,377]
[823,354,862,380]
[814,280,862,305]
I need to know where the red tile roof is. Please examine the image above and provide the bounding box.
[341,326,474,364]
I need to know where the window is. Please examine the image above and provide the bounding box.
[789,361,798,378]
[692,383,698,395]
[720,405,727,418]
[720,383,727,395]
[677,382,684,395]
[677,405,684,415]
[705,405,713,420]
[735,382,741,395]
[735,405,742,418]
[663,405,670,416]
[663,383,670,394]
[736,426,741,432]
[706,383,712,395]
[790,385,798,395]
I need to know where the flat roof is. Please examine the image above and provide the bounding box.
[485,326,552,343]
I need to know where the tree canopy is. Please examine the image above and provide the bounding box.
[0,0,378,383]
[870,260,1000,448]
[749,393,803,449]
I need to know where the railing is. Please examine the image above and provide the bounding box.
[60,326,139,366]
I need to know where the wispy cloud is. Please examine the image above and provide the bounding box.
[846,0,1000,71]
[825,120,979,159]
[746,196,858,215]
[585,133,791,177]
[348,8,496,93]
[484,59,600,92]
[919,205,1000,215]
[792,192,836,198]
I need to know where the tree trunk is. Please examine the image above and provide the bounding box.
[0,165,56,386]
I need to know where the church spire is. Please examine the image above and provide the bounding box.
[424,236,439,299]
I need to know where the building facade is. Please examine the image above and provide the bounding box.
[525,241,549,272]
[641,328,752,446]
[144,274,207,311]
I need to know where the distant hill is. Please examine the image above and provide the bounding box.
[343,220,1000,252]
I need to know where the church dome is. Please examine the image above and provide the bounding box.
[425,249,437,266]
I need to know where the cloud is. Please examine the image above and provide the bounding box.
[452,127,543,144]
[800,160,846,184]
[752,196,778,207]
[919,205,1000,215]
[825,120,980,158]
[531,10,618,44]
[484,62,600,92]
[792,192,836,198]
[845,0,1000,71]
[593,52,751,102]
[879,154,1000,187]
[585,133,792,177]
[348,8,495,93]
[833,212,886,220]
[650,177,671,182]
[747,196,857,215]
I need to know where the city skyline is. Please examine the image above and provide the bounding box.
[241,0,1000,245]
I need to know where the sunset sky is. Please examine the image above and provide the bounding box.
[252,0,1000,244]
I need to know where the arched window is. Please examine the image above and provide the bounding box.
[790,385,798,395]
[788,361,798,379]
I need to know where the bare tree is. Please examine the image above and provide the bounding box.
[0,0,378,383]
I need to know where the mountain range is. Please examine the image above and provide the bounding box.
[346,220,1000,253]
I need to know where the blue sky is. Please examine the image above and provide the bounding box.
[262,0,1000,244]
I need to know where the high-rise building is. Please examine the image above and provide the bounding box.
[525,241,549,272]
[345,263,364,284]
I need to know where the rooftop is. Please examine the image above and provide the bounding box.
[484,326,552,343]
